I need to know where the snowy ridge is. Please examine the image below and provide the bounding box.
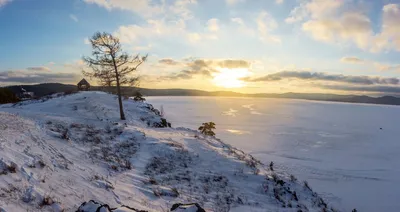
[0,92,338,211]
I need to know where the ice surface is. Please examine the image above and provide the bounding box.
[148,96,400,212]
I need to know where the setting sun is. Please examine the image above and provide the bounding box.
[212,68,251,88]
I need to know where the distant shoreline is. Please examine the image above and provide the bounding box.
[5,83,400,107]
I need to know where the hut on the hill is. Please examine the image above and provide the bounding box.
[77,78,90,91]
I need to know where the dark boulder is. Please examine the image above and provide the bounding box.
[77,200,148,212]
[171,203,206,212]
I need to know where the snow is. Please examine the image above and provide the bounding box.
[0,92,336,211]
[147,96,400,212]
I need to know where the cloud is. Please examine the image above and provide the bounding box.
[69,14,78,22]
[339,57,400,71]
[231,17,255,36]
[340,57,364,64]
[162,69,213,80]
[83,0,196,20]
[159,58,180,65]
[226,0,245,6]
[286,1,400,52]
[231,18,244,25]
[0,0,12,7]
[159,58,252,81]
[0,70,79,84]
[26,66,51,71]
[373,4,400,52]
[374,63,400,72]
[114,18,217,46]
[134,44,153,51]
[256,11,281,43]
[276,0,284,4]
[244,71,400,85]
[187,33,201,43]
[207,18,219,32]
[83,0,163,18]
[302,12,372,50]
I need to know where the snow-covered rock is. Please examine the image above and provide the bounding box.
[0,91,338,211]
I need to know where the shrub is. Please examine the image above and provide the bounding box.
[198,122,216,136]
[40,196,54,207]
[290,174,297,182]
[0,88,19,104]
[7,162,17,173]
[133,91,146,102]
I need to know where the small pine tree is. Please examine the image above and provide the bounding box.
[198,122,216,136]
[133,91,146,102]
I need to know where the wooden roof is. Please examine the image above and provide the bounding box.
[77,78,90,86]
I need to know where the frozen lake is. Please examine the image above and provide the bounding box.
[147,96,400,212]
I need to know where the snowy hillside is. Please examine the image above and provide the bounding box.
[0,92,338,211]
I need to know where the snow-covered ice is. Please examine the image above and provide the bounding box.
[147,96,400,212]
[0,92,335,211]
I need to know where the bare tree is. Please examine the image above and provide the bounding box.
[83,32,147,120]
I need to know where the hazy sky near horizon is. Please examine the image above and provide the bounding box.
[1,0,400,94]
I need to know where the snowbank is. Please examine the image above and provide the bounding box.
[0,92,338,211]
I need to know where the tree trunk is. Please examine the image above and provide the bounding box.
[112,57,126,120]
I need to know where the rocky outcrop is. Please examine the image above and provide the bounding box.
[77,200,148,212]
[171,203,206,212]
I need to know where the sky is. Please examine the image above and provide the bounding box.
[1,0,400,95]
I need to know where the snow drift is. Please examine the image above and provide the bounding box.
[0,92,338,211]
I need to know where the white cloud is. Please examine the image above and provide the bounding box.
[206,18,219,32]
[275,0,284,5]
[373,4,400,52]
[69,14,78,22]
[231,17,244,25]
[340,56,400,72]
[134,44,153,51]
[286,1,400,52]
[340,57,364,64]
[256,11,281,43]
[187,33,202,43]
[286,0,344,24]
[83,0,196,21]
[302,12,372,49]
[226,0,245,6]
[83,0,163,18]
[169,0,198,20]
[0,0,12,7]
[231,17,255,37]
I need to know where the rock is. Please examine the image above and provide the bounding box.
[77,200,111,212]
[51,203,64,212]
[171,203,206,212]
[152,186,179,198]
[22,186,38,203]
[77,200,148,212]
